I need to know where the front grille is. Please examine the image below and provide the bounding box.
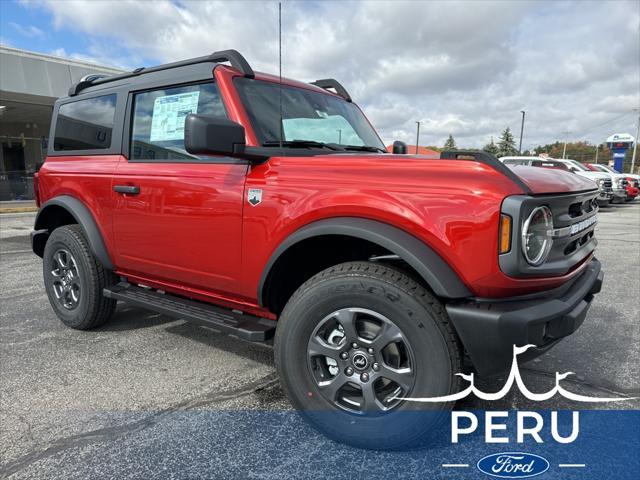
[568,198,597,218]
[564,230,595,255]
[547,192,598,265]
[500,189,599,277]
[603,179,612,190]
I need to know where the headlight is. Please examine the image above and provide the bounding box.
[521,206,553,266]
[597,179,605,186]
[617,178,626,187]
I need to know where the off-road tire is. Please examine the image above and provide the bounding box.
[274,261,463,450]
[43,225,117,329]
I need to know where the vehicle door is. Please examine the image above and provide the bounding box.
[112,76,248,295]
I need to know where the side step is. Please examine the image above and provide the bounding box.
[103,282,276,342]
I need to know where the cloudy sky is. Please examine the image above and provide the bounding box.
[1,0,638,149]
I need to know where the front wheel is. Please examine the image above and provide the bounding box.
[43,225,117,330]
[274,261,463,450]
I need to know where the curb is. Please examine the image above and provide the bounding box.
[0,207,38,214]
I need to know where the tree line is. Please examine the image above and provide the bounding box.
[441,128,519,157]
[440,130,634,167]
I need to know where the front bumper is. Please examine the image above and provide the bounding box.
[445,258,603,376]
[596,191,612,205]
[612,188,627,202]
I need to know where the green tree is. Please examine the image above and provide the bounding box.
[497,128,518,157]
[483,136,499,156]
[444,134,456,150]
[532,141,611,163]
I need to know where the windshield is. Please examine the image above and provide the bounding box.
[566,159,590,171]
[600,165,620,174]
[235,78,385,151]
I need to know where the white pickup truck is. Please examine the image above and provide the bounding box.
[500,156,614,206]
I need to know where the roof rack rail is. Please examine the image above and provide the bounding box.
[310,79,352,102]
[68,49,255,96]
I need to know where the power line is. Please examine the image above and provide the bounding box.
[574,111,634,139]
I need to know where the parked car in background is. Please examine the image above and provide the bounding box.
[500,156,570,170]
[500,156,613,206]
[587,164,639,201]
[555,159,627,204]
[624,181,639,201]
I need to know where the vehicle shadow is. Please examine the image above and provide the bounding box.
[164,319,275,368]
[96,303,176,331]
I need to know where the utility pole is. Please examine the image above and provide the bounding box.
[594,144,599,164]
[518,110,525,154]
[631,109,639,174]
[562,130,571,159]
[337,129,342,144]
[415,121,421,155]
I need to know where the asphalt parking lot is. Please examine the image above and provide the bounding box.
[1,204,639,479]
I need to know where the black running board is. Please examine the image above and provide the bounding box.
[104,282,276,342]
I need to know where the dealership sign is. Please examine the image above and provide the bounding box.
[606,133,635,144]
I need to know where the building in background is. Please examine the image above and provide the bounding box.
[0,46,123,201]
[385,144,440,156]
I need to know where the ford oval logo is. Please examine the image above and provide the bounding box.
[477,452,550,478]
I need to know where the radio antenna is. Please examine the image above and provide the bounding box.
[278,2,283,148]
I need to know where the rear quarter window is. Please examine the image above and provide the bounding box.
[53,94,117,151]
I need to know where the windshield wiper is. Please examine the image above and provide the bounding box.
[262,140,343,151]
[340,145,386,153]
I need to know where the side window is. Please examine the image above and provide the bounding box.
[54,94,117,151]
[504,159,523,166]
[130,82,226,161]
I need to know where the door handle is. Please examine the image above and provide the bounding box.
[114,185,140,195]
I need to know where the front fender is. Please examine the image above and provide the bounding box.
[258,217,472,305]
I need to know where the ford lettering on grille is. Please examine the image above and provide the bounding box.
[477,452,550,478]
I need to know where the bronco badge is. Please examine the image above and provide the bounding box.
[248,188,262,206]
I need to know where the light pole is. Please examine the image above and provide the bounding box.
[631,109,639,174]
[337,129,342,144]
[415,121,421,155]
[562,130,571,159]
[518,110,525,154]
[594,144,599,164]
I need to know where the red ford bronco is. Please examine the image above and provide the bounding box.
[32,50,603,449]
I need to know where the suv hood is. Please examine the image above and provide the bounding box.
[508,165,598,194]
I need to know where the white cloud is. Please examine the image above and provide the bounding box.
[10,22,45,38]
[34,0,640,148]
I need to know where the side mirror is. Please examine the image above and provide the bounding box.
[392,141,407,154]
[184,114,246,157]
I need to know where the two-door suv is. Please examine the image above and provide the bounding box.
[32,50,604,449]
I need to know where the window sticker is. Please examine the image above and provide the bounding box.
[149,91,200,142]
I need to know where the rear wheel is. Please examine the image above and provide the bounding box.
[43,225,117,329]
[274,261,462,450]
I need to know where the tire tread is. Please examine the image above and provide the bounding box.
[44,225,116,329]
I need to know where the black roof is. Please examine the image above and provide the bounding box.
[68,49,254,96]
[67,49,352,103]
